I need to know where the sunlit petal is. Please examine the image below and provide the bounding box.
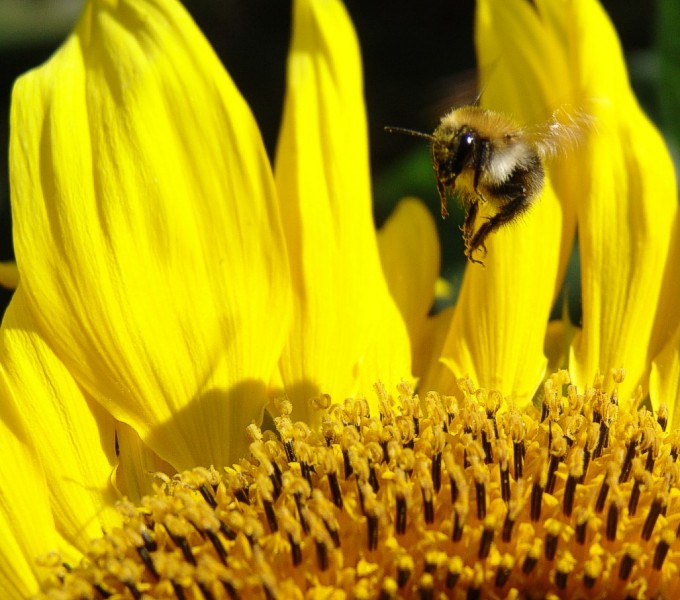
[567,0,678,400]
[440,186,561,402]
[10,0,290,468]
[0,393,56,598]
[437,0,585,402]
[274,0,411,418]
[649,225,680,426]
[1,288,121,551]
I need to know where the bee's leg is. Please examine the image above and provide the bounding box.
[465,243,486,267]
[437,179,449,218]
[462,199,479,245]
[466,186,531,263]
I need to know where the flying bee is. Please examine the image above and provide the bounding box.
[386,105,590,265]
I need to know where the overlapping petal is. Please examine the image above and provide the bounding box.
[377,197,439,377]
[566,0,678,400]
[437,0,580,402]
[274,0,412,420]
[0,390,55,598]
[0,287,123,596]
[9,0,291,469]
[649,221,680,427]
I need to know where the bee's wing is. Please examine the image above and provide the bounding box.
[525,106,596,160]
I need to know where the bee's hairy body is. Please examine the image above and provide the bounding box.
[385,103,588,265]
[432,106,544,264]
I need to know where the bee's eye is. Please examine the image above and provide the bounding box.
[462,132,474,146]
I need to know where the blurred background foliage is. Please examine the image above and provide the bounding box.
[0,0,674,321]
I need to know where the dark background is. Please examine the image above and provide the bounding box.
[0,1,662,318]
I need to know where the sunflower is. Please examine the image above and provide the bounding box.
[2,0,679,598]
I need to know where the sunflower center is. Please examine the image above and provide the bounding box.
[37,371,680,599]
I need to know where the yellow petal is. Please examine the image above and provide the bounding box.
[416,306,457,396]
[1,288,121,554]
[0,389,55,598]
[649,228,680,424]
[0,261,19,289]
[436,0,596,401]
[114,421,176,502]
[567,0,678,399]
[377,197,440,377]
[476,0,581,286]
[650,327,680,430]
[10,0,290,468]
[440,184,562,402]
[274,0,411,418]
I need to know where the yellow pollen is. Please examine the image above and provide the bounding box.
[34,371,680,599]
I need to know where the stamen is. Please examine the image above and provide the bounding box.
[472,461,489,520]
[141,527,157,551]
[594,422,608,458]
[521,548,539,574]
[563,474,577,517]
[396,494,407,535]
[396,555,414,588]
[530,482,543,522]
[554,553,576,591]
[136,546,159,579]
[494,554,513,588]
[653,529,675,570]
[619,438,638,483]
[583,558,601,589]
[594,478,610,513]
[497,443,511,503]
[657,403,669,432]
[315,539,328,571]
[546,435,567,494]
[544,519,561,561]
[478,517,495,559]
[342,449,352,479]
[36,376,680,599]
[513,439,525,480]
[628,461,647,516]
[416,458,436,524]
[378,578,398,600]
[618,545,641,581]
[418,573,434,600]
[452,504,466,542]
[642,497,664,541]
[205,529,228,565]
[367,514,379,550]
[475,480,486,520]
[501,513,514,543]
[432,452,442,493]
[446,556,463,588]
[199,483,218,509]
[327,471,343,508]
[164,527,196,566]
[606,501,619,541]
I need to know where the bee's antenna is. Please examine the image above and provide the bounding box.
[384,126,434,141]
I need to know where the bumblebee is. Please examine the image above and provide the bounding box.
[387,105,589,265]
